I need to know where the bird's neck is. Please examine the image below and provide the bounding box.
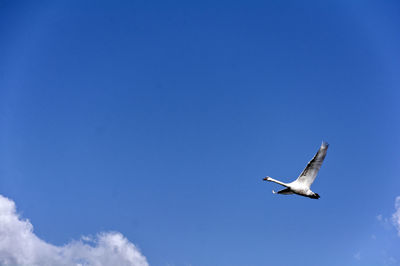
[268,178,289,187]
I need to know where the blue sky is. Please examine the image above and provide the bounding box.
[0,0,399,265]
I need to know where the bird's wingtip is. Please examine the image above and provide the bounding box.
[321,141,329,148]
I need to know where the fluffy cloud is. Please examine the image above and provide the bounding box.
[392,196,400,236]
[0,194,149,266]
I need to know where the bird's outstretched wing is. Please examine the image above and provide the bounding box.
[273,188,294,195]
[295,142,329,187]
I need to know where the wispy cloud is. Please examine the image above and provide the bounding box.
[353,252,361,261]
[392,196,400,236]
[0,194,149,266]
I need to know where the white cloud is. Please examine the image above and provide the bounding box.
[0,194,149,266]
[392,196,400,236]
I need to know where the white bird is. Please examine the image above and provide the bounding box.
[263,142,329,199]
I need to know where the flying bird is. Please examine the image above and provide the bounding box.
[263,142,329,199]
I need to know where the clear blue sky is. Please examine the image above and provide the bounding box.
[0,0,399,265]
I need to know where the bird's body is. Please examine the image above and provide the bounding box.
[263,142,329,199]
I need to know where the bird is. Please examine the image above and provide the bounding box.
[263,142,329,199]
